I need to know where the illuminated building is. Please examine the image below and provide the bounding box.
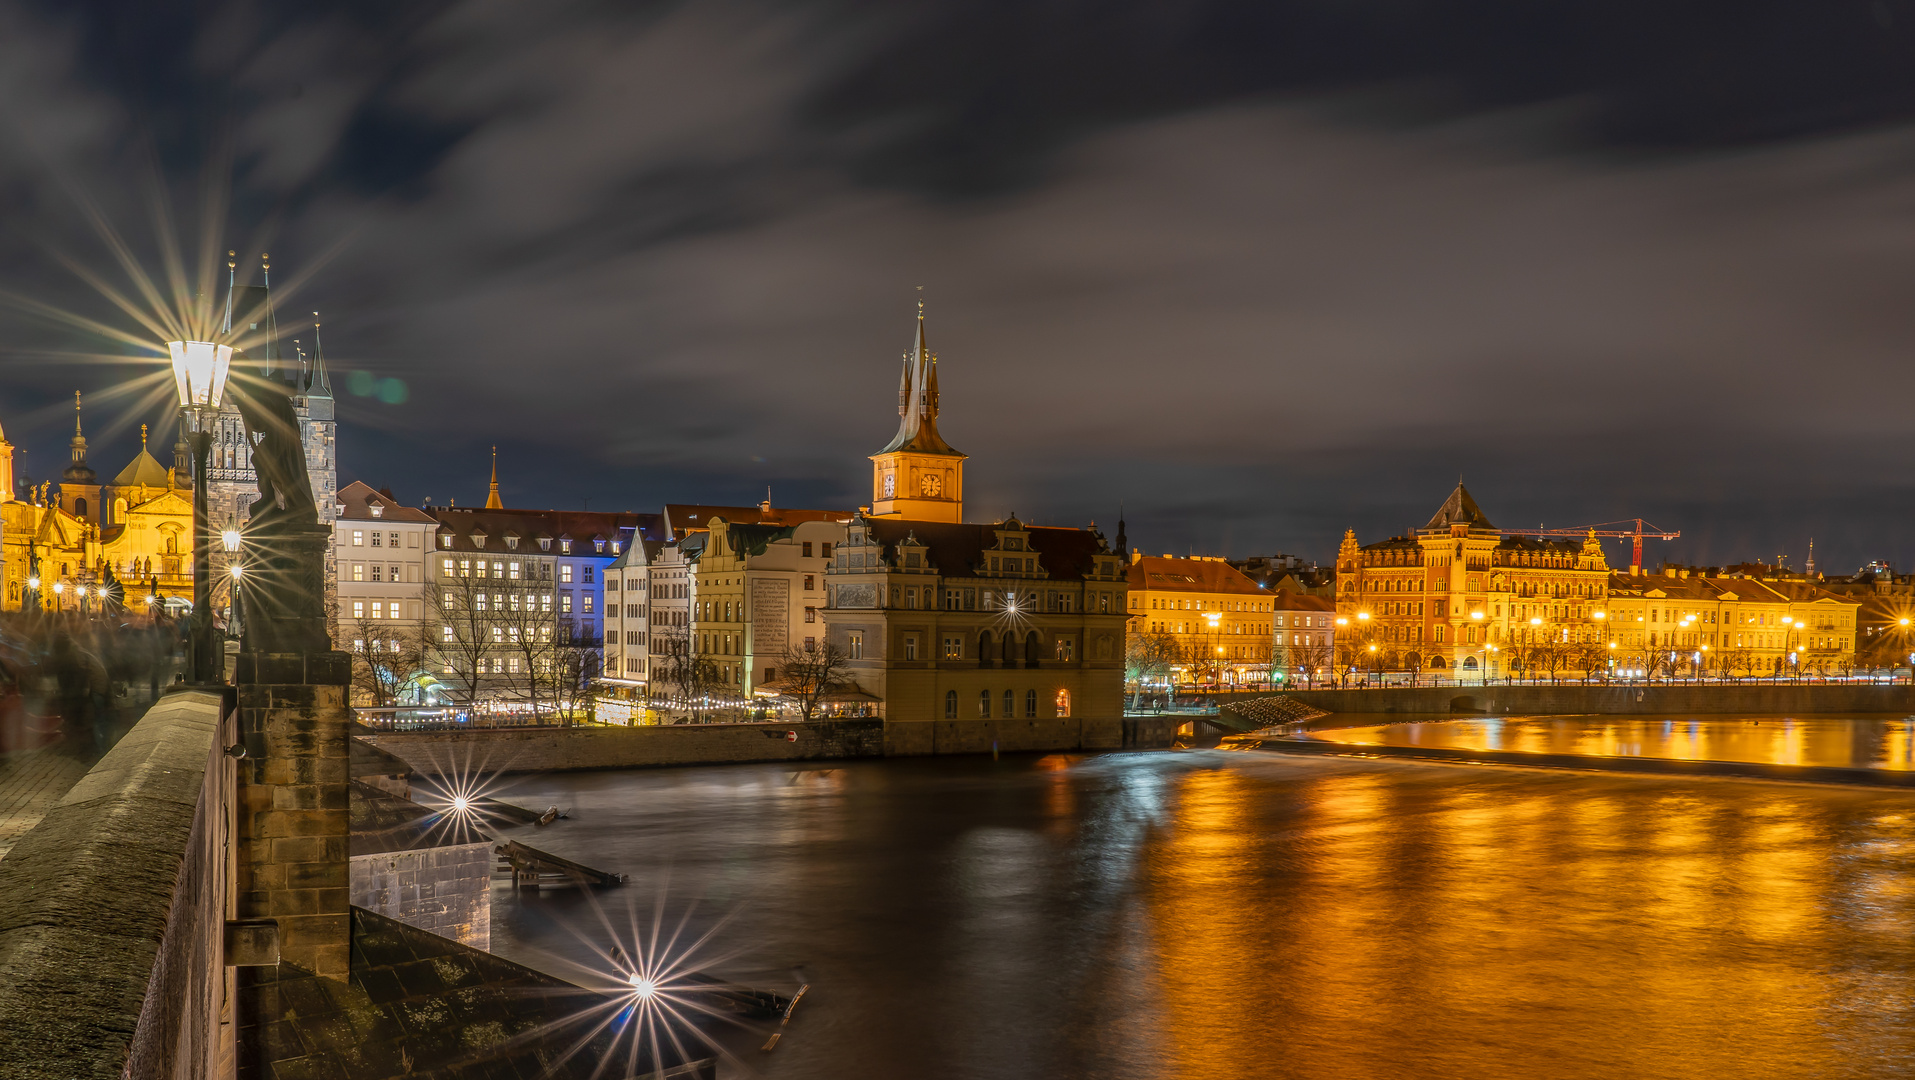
[867,301,964,523]
[1124,553,1275,687]
[1604,567,1860,676]
[821,306,1128,722]
[1336,484,1611,677]
[691,514,847,699]
[1271,592,1337,684]
[424,498,650,707]
[334,483,437,671]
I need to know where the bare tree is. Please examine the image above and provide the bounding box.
[1125,629,1177,709]
[651,623,724,721]
[345,618,432,707]
[777,640,853,722]
[424,572,495,708]
[1288,638,1333,689]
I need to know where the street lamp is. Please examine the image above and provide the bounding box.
[170,339,235,683]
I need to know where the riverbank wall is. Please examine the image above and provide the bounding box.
[1267,684,1915,717]
[358,715,1182,776]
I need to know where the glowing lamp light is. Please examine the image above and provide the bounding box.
[1357,612,1370,621]
[1470,611,1483,620]
[222,529,243,553]
[627,975,657,1000]
[168,340,234,410]
[230,565,244,578]
[1593,610,1607,619]
[451,796,470,813]
[26,576,38,590]
[51,582,64,595]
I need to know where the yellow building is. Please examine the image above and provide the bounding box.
[1336,484,1611,677]
[1124,553,1275,687]
[868,303,964,523]
[1,410,195,613]
[1604,568,1860,677]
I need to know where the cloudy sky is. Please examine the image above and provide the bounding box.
[5,0,1915,572]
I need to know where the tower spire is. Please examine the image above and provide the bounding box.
[223,250,236,334]
[70,391,85,464]
[485,446,503,509]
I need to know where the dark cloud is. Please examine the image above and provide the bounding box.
[3,0,1915,576]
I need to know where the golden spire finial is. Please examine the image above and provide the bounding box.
[141,423,148,449]
[916,284,924,320]
[485,446,503,509]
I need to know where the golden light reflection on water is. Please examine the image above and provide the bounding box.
[1317,716,1915,771]
[1138,755,1915,1079]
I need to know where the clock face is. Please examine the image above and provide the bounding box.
[881,473,895,498]
[919,473,943,497]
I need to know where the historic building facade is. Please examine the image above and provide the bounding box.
[1604,567,1859,676]
[1123,553,1275,687]
[821,307,1128,722]
[1336,484,1612,677]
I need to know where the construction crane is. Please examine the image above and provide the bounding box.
[1498,519,1680,576]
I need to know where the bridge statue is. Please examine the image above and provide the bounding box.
[229,372,330,655]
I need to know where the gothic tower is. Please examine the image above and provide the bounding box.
[59,392,101,523]
[869,300,965,522]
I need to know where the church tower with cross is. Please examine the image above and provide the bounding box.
[869,297,966,523]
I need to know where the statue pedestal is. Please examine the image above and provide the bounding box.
[233,651,351,979]
[239,525,332,657]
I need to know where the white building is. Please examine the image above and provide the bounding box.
[334,482,436,646]
[603,538,661,694]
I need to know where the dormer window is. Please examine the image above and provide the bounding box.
[505,535,519,550]
[539,537,551,551]
[370,504,383,518]
[472,531,488,549]
[610,541,621,554]
[438,532,451,548]
[561,539,572,554]
[594,538,606,553]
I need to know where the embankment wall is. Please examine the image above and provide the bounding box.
[361,715,1182,776]
[1271,683,1915,716]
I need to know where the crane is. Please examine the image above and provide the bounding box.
[1498,519,1680,576]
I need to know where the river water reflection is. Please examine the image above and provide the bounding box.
[1313,714,1915,770]
[489,751,1915,1079]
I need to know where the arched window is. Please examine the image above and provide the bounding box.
[1025,631,1041,667]
[1002,634,1016,664]
[978,631,993,668]
[112,498,127,523]
[1429,656,1446,669]
[1003,690,1014,718]
[74,497,87,519]
[978,690,991,718]
[1463,656,1478,670]
[945,690,957,718]
[165,534,177,554]
[1025,689,1037,717]
[1054,689,1071,717]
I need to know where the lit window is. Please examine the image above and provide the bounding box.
[583,595,595,613]
[562,593,573,613]
[352,564,365,581]
[509,562,521,580]
[595,539,606,553]
[370,504,383,518]
[561,540,572,554]
[371,601,384,619]
[351,531,364,546]
[389,565,399,581]
[442,625,453,642]
[352,601,364,618]
[848,631,863,660]
[561,564,574,584]
[943,635,964,659]
[458,559,471,577]
[1055,689,1071,717]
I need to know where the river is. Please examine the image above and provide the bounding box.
[484,746,1915,1079]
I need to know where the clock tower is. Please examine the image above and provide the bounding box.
[870,302,965,522]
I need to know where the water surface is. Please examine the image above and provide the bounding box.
[488,751,1915,1079]
[1312,715,1915,770]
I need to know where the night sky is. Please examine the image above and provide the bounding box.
[4,0,1915,574]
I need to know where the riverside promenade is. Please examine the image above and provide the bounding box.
[1265,682,1915,717]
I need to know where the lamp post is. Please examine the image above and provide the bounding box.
[169,339,234,684]
[224,529,245,645]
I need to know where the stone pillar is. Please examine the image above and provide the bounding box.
[233,651,352,979]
